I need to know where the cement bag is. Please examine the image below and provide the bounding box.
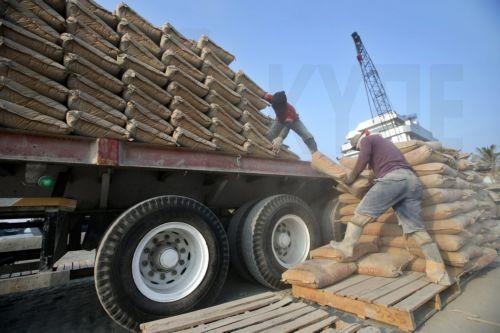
[339,193,361,205]
[205,76,242,105]
[66,0,119,45]
[197,35,235,65]
[336,177,372,199]
[381,233,468,252]
[66,110,128,140]
[78,0,118,28]
[404,145,455,167]
[362,223,403,237]
[357,252,414,277]
[119,34,165,72]
[0,77,67,120]
[173,127,216,151]
[240,110,269,135]
[394,140,424,153]
[0,57,68,103]
[200,61,236,90]
[421,200,478,221]
[118,54,168,87]
[0,37,66,82]
[441,244,482,267]
[209,118,246,146]
[236,84,268,110]
[413,163,461,178]
[200,47,235,79]
[18,0,65,32]
[161,23,201,55]
[64,53,123,94]
[470,248,497,272]
[116,3,161,43]
[211,133,246,155]
[170,96,211,127]
[242,123,272,149]
[457,159,473,171]
[0,99,70,134]
[310,239,378,263]
[425,211,480,234]
[68,73,126,112]
[167,82,210,113]
[311,151,348,181]
[170,110,212,140]
[116,19,160,57]
[165,66,209,98]
[162,50,205,82]
[122,69,172,105]
[243,140,276,159]
[126,120,175,146]
[160,34,203,68]
[206,104,242,133]
[0,19,63,61]
[419,174,456,189]
[61,33,120,76]
[282,260,357,289]
[124,101,173,134]
[67,90,127,127]
[340,211,397,224]
[454,178,483,191]
[234,70,266,98]
[422,188,475,206]
[205,90,243,119]
[237,98,270,125]
[463,171,483,183]
[66,16,119,58]
[407,258,426,273]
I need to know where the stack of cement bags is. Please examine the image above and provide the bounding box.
[0,0,299,160]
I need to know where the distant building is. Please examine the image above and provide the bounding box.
[341,112,436,156]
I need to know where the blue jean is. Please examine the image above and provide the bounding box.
[355,168,425,234]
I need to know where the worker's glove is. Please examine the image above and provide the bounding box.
[344,172,357,185]
[272,137,283,154]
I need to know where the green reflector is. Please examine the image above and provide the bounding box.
[37,176,55,188]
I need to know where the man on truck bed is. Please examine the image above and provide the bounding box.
[264,91,318,154]
[332,130,453,286]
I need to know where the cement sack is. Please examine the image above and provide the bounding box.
[424,211,480,234]
[124,101,173,134]
[165,66,209,98]
[311,151,348,181]
[457,159,473,171]
[0,57,68,103]
[381,233,468,252]
[120,34,165,72]
[118,54,168,87]
[66,0,119,45]
[169,96,211,127]
[209,117,246,146]
[64,53,123,94]
[454,178,484,191]
[122,69,172,105]
[68,90,126,127]
[422,188,475,206]
[200,47,235,79]
[340,211,397,224]
[68,73,126,112]
[282,260,357,289]
[170,110,212,140]
[1,0,59,44]
[242,123,272,149]
[0,19,62,61]
[211,133,246,155]
[439,244,482,267]
[339,193,361,205]
[116,3,161,43]
[278,147,300,160]
[197,35,235,65]
[167,82,210,113]
[161,23,200,55]
[470,248,497,272]
[160,34,203,68]
[200,61,237,90]
[207,104,242,133]
[205,76,242,105]
[173,127,216,151]
[0,37,66,82]
[122,85,172,120]
[61,33,120,76]
[0,99,70,134]
[339,203,361,217]
[234,70,266,98]
[116,19,160,57]
[66,16,119,58]
[406,257,426,273]
[243,140,276,159]
[418,174,456,189]
[421,200,478,221]
[18,0,65,32]
[336,177,372,199]
[162,50,205,82]
[310,239,378,263]
[66,110,128,140]
[204,90,243,119]
[357,252,414,277]
[235,84,268,110]
[240,110,269,135]
[237,98,270,125]
[394,140,424,153]
[0,77,67,120]
[404,145,455,167]
[126,119,175,146]
[463,171,483,183]
[412,162,462,178]
[79,0,118,28]
[362,223,403,237]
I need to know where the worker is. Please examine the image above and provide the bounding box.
[263,91,317,154]
[331,130,453,286]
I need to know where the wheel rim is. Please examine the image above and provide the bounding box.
[132,222,209,302]
[271,214,310,268]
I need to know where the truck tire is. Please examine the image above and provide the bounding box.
[94,196,229,332]
[241,195,320,289]
[321,198,344,243]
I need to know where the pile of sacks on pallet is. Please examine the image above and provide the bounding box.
[282,140,499,289]
[0,0,298,160]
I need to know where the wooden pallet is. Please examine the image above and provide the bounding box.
[292,272,461,332]
[141,292,361,333]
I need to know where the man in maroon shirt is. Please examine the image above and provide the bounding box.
[331,131,452,285]
[263,91,318,154]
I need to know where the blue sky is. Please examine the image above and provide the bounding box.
[101,0,500,159]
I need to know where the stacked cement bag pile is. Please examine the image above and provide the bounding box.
[0,0,299,160]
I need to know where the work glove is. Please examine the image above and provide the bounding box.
[272,137,283,154]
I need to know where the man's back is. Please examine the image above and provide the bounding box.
[358,135,411,178]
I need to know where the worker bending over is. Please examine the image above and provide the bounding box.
[332,131,452,285]
[264,91,317,154]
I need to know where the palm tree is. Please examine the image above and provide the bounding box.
[475,144,499,179]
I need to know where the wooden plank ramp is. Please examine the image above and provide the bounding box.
[140,292,359,333]
[292,272,461,332]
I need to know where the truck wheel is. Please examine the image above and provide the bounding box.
[94,196,229,331]
[321,198,344,243]
[241,195,319,289]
